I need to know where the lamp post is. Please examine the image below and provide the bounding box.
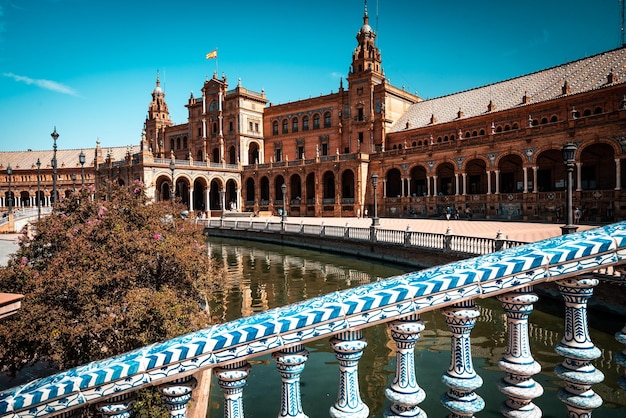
[36,158,41,220]
[6,165,12,214]
[79,150,86,186]
[281,183,287,222]
[561,142,578,235]
[51,127,59,205]
[371,173,380,226]
[169,158,175,202]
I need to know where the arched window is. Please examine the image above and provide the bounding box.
[313,114,320,129]
[282,119,288,134]
[302,115,309,131]
[292,117,299,133]
[272,121,279,135]
[550,115,558,123]
[323,112,331,128]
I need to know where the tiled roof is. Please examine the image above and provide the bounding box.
[0,146,138,171]
[390,47,626,133]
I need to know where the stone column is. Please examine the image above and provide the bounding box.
[554,276,604,418]
[188,188,194,212]
[576,162,582,192]
[96,393,136,418]
[497,286,543,418]
[495,170,500,194]
[433,176,438,197]
[426,176,431,197]
[523,167,528,193]
[532,166,538,193]
[214,360,252,418]
[441,300,484,418]
[462,173,467,195]
[330,330,369,418]
[159,375,198,418]
[455,173,460,195]
[273,344,309,418]
[486,171,492,195]
[385,313,426,418]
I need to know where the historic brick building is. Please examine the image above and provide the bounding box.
[3,4,626,223]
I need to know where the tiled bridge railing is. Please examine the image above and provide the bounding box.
[200,218,528,256]
[1,223,626,417]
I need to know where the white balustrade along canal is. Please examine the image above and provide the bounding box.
[1,222,626,418]
[199,218,527,257]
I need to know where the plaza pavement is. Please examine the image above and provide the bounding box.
[0,218,597,267]
[279,216,596,243]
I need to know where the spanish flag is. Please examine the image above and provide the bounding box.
[206,49,217,59]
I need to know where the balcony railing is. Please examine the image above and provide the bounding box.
[1,222,625,417]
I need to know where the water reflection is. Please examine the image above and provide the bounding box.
[206,237,625,417]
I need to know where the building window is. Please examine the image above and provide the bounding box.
[313,114,320,129]
[255,122,259,132]
[298,146,304,159]
[323,112,331,128]
[321,143,328,156]
[249,121,253,131]
[183,137,188,149]
[292,117,298,133]
[282,119,288,134]
[273,121,279,135]
[303,116,309,131]
[275,149,282,162]
[357,108,364,121]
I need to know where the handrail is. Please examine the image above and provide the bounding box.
[0,222,625,416]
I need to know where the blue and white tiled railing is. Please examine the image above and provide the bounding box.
[1,222,626,417]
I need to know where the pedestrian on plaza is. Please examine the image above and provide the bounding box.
[446,206,451,220]
[574,207,581,224]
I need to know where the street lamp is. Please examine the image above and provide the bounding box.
[79,150,86,186]
[169,158,175,202]
[6,165,12,214]
[51,127,59,205]
[561,142,578,235]
[371,173,380,226]
[36,158,41,220]
[281,183,287,222]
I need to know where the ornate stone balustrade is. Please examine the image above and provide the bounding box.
[0,222,625,417]
[201,218,526,256]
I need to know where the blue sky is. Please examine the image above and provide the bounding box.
[0,0,622,152]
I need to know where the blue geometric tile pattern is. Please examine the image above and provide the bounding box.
[1,222,626,417]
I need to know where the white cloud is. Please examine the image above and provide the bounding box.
[3,72,79,96]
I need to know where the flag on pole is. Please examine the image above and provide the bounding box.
[206,49,217,59]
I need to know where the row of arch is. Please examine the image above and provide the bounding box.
[386,142,618,197]
[272,111,332,136]
[244,170,356,206]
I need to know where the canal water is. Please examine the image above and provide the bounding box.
[206,237,626,417]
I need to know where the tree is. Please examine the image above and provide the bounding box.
[0,181,221,374]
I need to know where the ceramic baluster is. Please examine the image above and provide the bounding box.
[329,329,369,417]
[159,375,198,417]
[96,393,136,418]
[272,344,310,418]
[497,286,543,417]
[214,360,252,418]
[554,276,604,418]
[385,313,426,418]
[441,300,484,418]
